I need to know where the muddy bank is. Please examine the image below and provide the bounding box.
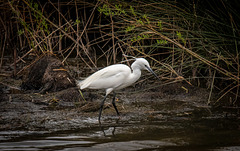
[0,56,238,132]
[0,80,234,132]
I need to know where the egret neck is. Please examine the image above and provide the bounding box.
[128,61,142,85]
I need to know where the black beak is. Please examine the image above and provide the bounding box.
[145,65,161,80]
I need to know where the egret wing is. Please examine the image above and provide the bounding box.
[79,64,130,90]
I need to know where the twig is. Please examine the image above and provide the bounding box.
[208,53,220,105]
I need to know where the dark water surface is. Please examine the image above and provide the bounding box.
[0,117,240,151]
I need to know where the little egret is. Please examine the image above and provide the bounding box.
[78,58,159,122]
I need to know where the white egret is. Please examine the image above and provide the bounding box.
[78,58,160,122]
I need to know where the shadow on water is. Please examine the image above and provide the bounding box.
[0,117,240,151]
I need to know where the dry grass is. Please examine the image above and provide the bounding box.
[1,0,239,103]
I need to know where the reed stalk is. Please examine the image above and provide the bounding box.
[2,0,239,103]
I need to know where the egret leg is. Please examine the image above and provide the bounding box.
[99,95,107,122]
[112,92,120,116]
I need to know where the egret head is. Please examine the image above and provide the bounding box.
[134,58,150,70]
[135,58,160,80]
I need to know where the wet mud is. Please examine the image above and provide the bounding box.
[0,56,238,133]
[1,57,240,150]
[0,80,233,132]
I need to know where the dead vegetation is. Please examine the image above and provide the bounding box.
[21,55,76,93]
[0,0,239,105]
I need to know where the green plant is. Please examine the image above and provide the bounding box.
[96,0,240,103]
[6,0,240,104]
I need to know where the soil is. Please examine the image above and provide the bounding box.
[0,56,237,132]
[0,82,233,132]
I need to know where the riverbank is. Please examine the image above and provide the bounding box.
[0,80,234,132]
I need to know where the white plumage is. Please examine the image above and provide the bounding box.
[78,58,159,122]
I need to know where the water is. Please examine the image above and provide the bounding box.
[1,118,240,151]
